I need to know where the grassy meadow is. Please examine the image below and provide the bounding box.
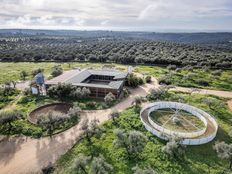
[0,62,231,91]
[136,66,232,91]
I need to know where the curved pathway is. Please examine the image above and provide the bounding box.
[1,77,232,174]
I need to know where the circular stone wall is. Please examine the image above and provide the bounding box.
[28,103,72,124]
[140,101,218,145]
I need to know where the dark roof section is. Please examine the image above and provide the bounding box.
[46,69,128,90]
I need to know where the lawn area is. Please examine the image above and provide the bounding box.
[136,66,232,91]
[0,62,127,84]
[54,92,232,174]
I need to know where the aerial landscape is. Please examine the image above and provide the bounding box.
[0,0,232,174]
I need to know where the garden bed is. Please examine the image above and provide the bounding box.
[28,103,72,124]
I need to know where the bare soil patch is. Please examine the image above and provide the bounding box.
[228,100,232,112]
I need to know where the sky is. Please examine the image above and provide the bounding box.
[0,0,232,32]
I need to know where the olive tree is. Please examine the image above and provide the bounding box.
[0,109,22,131]
[104,92,116,105]
[113,129,147,159]
[37,111,67,137]
[214,141,232,169]
[132,96,146,107]
[149,86,169,100]
[91,155,113,174]
[108,110,119,123]
[80,118,104,144]
[68,107,81,123]
[51,65,63,77]
[73,154,91,174]
[162,135,186,158]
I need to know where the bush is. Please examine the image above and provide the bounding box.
[31,68,44,76]
[145,76,152,83]
[23,88,32,96]
[68,107,81,123]
[149,86,169,100]
[86,101,97,109]
[0,109,22,132]
[167,64,177,70]
[195,79,209,86]
[158,76,172,85]
[70,87,91,99]
[212,70,222,76]
[162,136,186,158]
[47,83,74,100]
[104,92,116,105]
[51,65,63,77]
[126,73,144,87]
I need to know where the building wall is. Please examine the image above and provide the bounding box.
[89,87,119,98]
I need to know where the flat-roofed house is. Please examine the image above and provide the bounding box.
[46,69,128,98]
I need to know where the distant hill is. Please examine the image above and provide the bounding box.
[0,29,232,44]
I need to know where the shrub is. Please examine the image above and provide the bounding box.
[86,101,97,109]
[109,110,119,122]
[23,88,32,96]
[126,73,144,87]
[20,70,28,81]
[167,64,177,70]
[70,87,91,99]
[37,111,67,137]
[104,92,116,105]
[68,107,81,123]
[214,141,232,169]
[149,86,169,100]
[113,129,147,159]
[195,79,209,86]
[0,109,22,132]
[145,76,152,83]
[82,87,91,97]
[162,136,186,158]
[158,76,172,85]
[182,65,193,71]
[47,83,74,100]
[31,68,44,76]
[132,165,157,174]
[51,65,63,77]
[212,70,222,76]
[91,155,113,174]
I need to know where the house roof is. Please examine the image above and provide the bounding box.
[46,68,128,90]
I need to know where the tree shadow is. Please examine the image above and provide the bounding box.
[35,122,82,171]
[0,136,25,165]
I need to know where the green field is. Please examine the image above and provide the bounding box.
[136,66,232,91]
[53,92,232,174]
[0,62,127,84]
[1,62,231,91]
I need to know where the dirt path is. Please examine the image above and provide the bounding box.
[171,86,232,98]
[1,75,232,174]
[228,100,232,111]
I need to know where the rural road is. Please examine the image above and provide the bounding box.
[0,76,232,174]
